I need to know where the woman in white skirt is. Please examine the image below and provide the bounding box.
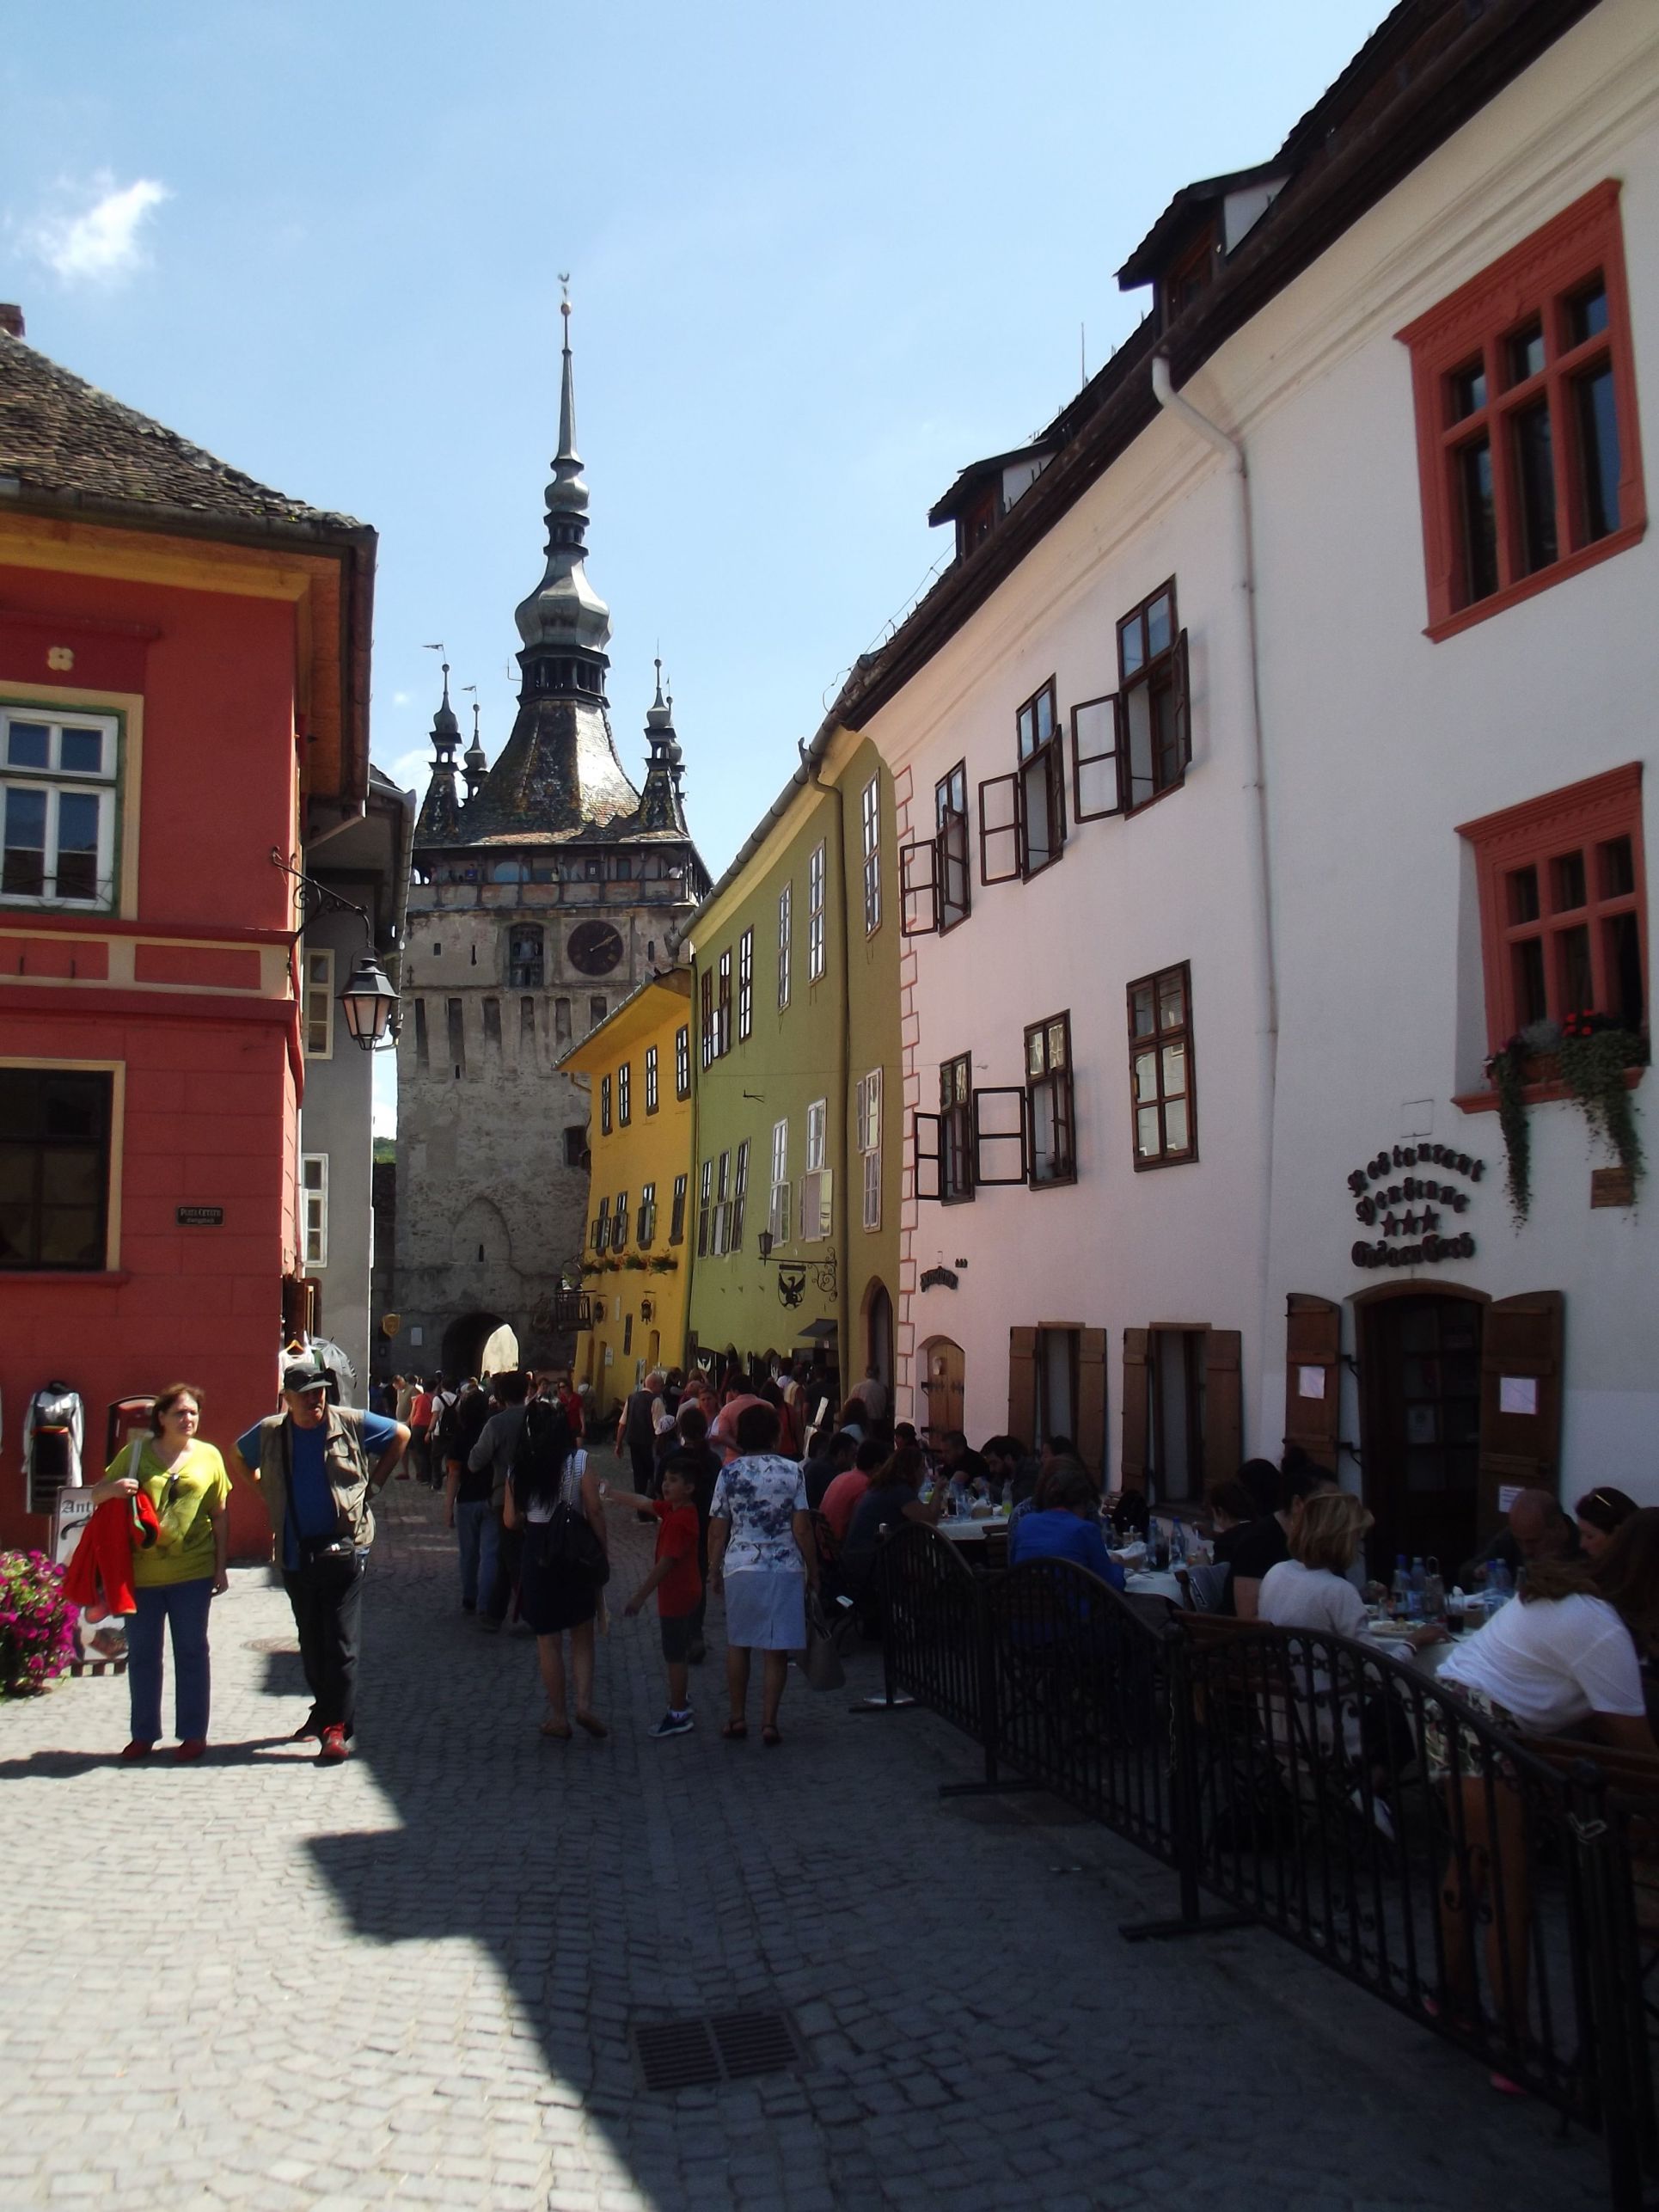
[707,1401,817,1746]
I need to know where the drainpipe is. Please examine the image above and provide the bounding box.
[1150,350,1279,1443]
[811,745,854,1388]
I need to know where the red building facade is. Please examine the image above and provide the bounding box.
[0,321,374,1556]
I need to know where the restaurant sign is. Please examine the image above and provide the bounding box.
[1346,1142,1483,1270]
[176,1205,224,1227]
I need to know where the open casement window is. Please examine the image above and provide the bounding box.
[900,837,939,937]
[940,1051,974,1203]
[1477,1290,1563,1531]
[716,949,732,1058]
[1285,1294,1342,1473]
[599,1075,612,1136]
[637,1183,658,1248]
[612,1192,628,1253]
[669,1173,688,1246]
[593,1197,610,1253]
[777,882,793,1009]
[738,928,754,1040]
[1016,681,1066,877]
[732,1140,749,1251]
[711,1152,732,1256]
[769,1117,790,1242]
[1119,1328,1149,1492]
[1077,1328,1107,1478]
[971,1084,1028,1187]
[1025,1013,1075,1186]
[699,973,714,1069]
[978,771,1022,885]
[676,1025,691,1100]
[1071,695,1124,824]
[800,1099,831,1241]
[697,1161,713,1257]
[1117,582,1191,814]
[912,1111,943,1204]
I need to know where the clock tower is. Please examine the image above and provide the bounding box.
[390,304,708,1382]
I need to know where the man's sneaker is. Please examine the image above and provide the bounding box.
[317,1725,350,1763]
[649,1710,695,1739]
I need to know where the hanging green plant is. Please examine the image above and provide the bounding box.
[647,1254,678,1274]
[1485,1036,1533,1228]
[1556,1013,1647,1197]
[621,1253,648,1272]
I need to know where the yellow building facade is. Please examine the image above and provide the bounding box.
[560,967,695,1418]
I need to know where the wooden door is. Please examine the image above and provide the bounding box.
[1359,1292,1483,1577]
[923,1338,965,1440]
[1284,1294,1342,1472]
[1477,1291,1564,1535]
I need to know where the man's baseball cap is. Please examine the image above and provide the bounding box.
[282,1363,329,1395]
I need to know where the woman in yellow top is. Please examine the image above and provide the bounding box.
[89,1382,231,1762]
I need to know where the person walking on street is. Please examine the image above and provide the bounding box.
[468,1370,533,1629]
[707,1402,817,1747]
[236,1365,408,1763]
[670,1403,724,1664]
[616,1369,666,1496]
[407,1376,435,1489]
[503,1397,609,1739]
[85,1382,230,1762]
[445,1378,499,1612]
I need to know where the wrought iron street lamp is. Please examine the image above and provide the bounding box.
[271,847,401,1052]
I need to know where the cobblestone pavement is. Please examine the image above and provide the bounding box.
[0,1474,1613,2212]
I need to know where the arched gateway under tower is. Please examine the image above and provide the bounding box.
[387,303,709,1380]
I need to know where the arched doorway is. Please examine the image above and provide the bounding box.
[1356,1285,1487,1575]
[861,1278,894,1392]
[442,1309,507,1381]
[479,1320,520,1377]
[918,1335,964,1442]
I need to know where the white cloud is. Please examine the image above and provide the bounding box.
[28,174,170,286]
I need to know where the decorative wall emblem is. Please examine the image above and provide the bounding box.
[1346,1142,1483,1270]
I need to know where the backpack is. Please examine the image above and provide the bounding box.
[512,1402,609,1585]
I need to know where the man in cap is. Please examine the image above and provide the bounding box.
[236,1363,408,1762]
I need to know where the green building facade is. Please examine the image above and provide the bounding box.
[682,726,900,1405]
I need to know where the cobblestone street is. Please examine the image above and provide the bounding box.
[0,1477,1612,2212]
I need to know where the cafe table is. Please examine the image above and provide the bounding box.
[936,1513,1008,1543]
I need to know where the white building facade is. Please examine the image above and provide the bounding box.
[849,0,1658,1573]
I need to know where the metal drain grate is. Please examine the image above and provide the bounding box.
[633,2008,804,2092]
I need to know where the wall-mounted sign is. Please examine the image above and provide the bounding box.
[176,1205,223,1227]
[919,1266,959,1292]
[1346,1142,1483,1271]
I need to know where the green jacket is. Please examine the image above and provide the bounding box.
[249,1406,376,1552]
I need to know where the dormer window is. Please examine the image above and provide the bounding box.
[1164,224,1220,324]
[958,482,998,559]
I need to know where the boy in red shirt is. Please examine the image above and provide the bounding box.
[609,1458,702,1737]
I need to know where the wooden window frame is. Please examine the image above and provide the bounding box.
[0,1065,115,1274]
[1399,181,1646,641]
[699,971,714,1069]
[669,1172,688,1246]
[303,947,335,1060]
[738,927,754,1040]
[857,1067,882,1232]
[676,1023,691,1100]
[808,842,827,981]
[617,1060,631,1127]
[861,774,882,935]
[940,1050,974,1204]
[732,1138,749,1250]
[777,881,793,1009]
[769,1116,790,1244]
[1115,580,1191,817]
[593,1195,609,1253]
[1456,761,1647,1106]
[300,1152,329,1270]
[0,705,121,913]
[599,1073,612,1136]
[697,1159,713,1257]
[1024,1010,1076,1188]
[638,1181,658,1249]
[716,947,732,1058]
[1018,678,1066,879]
[612,1189,628,1253]
[645,1042,659,1115]
[1128,961,1197,1169]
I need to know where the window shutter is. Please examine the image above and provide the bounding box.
[1284,1293,1342,1473]
[1172,629,1192,772]
[854,1075,867,1150]
[971,1086,1028,1186]
[1008,1326,1037,1447]
[913,1111,943,1202]
[900,839,939,935]
[1071,695,1124,822]
[867,1066,881,1144]
[1478,1290,1564,1532]
[977,770,1023,885]
[1076,1328,1108,1481]
[1120,1328,1149,1492]
[1202,1328,1243,1488]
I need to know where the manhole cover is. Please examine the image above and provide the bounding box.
[244,1637,302,1654]
[633,2008,805,2092]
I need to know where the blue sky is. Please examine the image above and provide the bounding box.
[4,1,1388,1126]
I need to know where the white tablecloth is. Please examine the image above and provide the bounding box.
[1123,1569,1185,1603]
[936,1516,1008,1543]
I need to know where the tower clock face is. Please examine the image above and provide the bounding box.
[566,920,624,977]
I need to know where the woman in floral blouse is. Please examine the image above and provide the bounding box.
[707,1401,817,1746]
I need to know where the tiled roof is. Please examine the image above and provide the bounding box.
[0,331,363,533]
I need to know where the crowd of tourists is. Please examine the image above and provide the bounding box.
[63,1348,1658,1812]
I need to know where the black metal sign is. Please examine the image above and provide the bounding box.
[1346,1143,1482,1270]
[176,1205,224,1227]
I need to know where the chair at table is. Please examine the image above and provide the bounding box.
[1178,1561,1228,1612]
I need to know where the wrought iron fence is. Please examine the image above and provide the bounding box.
[873,1527,1659,2212]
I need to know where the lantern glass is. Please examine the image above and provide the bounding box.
[340,953,398,1049]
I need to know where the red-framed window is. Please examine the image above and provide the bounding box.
[1458,763,1646,1057]
[1399,181,1645,640]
